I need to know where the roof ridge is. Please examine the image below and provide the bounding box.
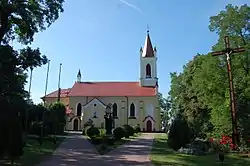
[78,81,139,83]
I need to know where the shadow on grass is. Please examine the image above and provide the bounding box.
[1,137,64,166]
[150,135,250,166]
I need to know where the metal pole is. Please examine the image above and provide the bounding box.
[57,63,62,102]
[44,60,50,104]
[26,67,33,132]
[28,67,33,100]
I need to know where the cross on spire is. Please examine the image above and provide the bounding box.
[147,24,150,34]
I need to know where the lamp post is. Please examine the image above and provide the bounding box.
[104,104,113,135]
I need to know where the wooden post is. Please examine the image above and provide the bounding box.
[210,36,245,148]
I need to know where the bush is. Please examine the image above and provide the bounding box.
[113,127,125,140]
[167,113,193,151]
[100,129,106,136]
[134,126,141,133]
[29,122,42,135]
[123,124,134,138]
[87,127,100,138]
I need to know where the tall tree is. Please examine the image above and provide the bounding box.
[168,4,250,142]
[0,0,65,160]
[158,93,171,131]
[209,4,250,142]
[0,0,64,45]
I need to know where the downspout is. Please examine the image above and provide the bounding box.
[125,96,129,124]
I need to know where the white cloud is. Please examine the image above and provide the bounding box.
[119,0,143,13]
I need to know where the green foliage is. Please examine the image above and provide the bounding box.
[167,113,194,150]
[0,0,64,45]
[0,0,65,162]
[49,102,66,134]
[134,125,141,133]
[113,127,125,140]
[87,127,100,138]
[123,124,134,138]
[158,93,171,131]
[168,4,250,144]
[7,117,24,162]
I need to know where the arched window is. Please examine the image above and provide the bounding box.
[130,103,135,117]
[146,64,151,78]
[76,103,81,116]
[112,103,118,117]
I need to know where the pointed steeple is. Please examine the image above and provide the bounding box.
[142,30,155,58]
[77,69,81,82]
[77,69,81,77]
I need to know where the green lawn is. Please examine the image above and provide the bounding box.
[2,137,64,166]
[150,133,250,166]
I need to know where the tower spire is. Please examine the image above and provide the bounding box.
[77,69,81,82]
[142,27,154,58]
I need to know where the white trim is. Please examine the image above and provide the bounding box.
[82,98,106,109]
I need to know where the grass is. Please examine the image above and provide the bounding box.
[150,133,250,166]
[1,136,64,166]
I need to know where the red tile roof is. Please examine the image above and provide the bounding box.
[42,88,71,98]
[68,82,157,97]
[43,82,157,98]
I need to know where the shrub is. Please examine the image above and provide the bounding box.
[123,124,134,138]
[134,125,141,133]
[29,122,42,135]
[48,102,66,133]
[82,129,85,135]
[167,113,193,151]
[209,135,234,153]
[100,129,106,136]
[113,127,125,140]
[87,127,100,138]
[82,126,91,136]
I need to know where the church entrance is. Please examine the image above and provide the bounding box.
[73,119,78,131]
[146,120,152,132]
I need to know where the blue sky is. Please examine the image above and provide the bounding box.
[15,0,250,103]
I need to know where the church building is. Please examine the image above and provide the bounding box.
[42,31,161,132]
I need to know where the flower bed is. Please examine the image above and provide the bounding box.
[209,135,236,152]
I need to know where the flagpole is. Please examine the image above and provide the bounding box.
[28,67,33,100]
[26,67,33,132]
[57,63,62,102]
[44,60,50,104]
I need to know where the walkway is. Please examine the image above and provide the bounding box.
[38,133,155,166]
[102,133,155,165]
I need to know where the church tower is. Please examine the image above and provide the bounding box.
[139,30,158,87]
[77,69,81,83]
